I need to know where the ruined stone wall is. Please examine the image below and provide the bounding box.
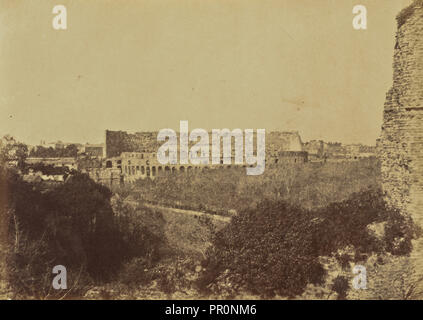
[380,1,423,295]
[105,130,160,157]
[106,129,305,159]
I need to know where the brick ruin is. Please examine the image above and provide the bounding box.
[106,129,304,157]
[105,130,161,158]
[380,0,423,294]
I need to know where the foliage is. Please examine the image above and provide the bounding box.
[133,158,381,214]
[24,163,72,176]
[199,201,326,298]
[0,135,28,170]
[198,189,416,298]
[0,167,164,298]
[29,144,78,158]
[331,276,349,300]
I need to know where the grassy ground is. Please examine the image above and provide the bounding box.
[88,158,384,300]
[132,158,381,213]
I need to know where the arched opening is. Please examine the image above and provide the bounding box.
[141,166,145,175]
[187,166,192,171]
[172,167,176,173]
[180,166,185,173]
[146,167,151,177]
[158,166,163,175]
[106,160,112,168]
[152,166,156,176]
[165,166,170,173]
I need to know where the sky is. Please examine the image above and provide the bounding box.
[0,0,413,145]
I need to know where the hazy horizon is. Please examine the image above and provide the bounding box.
[0,0,413,146]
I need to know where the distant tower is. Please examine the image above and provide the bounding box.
[104,130,107,158]
[380,0,423,296]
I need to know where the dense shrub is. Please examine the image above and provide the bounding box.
[198,189,416,298]
[24,163,71,176]
[0,167,164,298]
[133,158,381,214]
[29,144,78,158]
[199,201,326,298]
[331,276,349,300]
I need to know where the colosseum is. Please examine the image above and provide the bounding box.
[104,129,308,182]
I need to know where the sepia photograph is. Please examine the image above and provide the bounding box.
[0,0,423,304]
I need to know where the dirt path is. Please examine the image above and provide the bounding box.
[143,203,232,223]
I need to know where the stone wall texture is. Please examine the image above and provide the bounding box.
[106,129,305,159]
[380,0,423,296]
[105,130,160,158]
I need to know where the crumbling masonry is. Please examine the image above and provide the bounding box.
[380,1,423,294]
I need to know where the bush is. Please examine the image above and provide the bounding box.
[198,188,416,298]
[0,167,165,298]
[133,158,381,214]
[332,276,349,300]
[199,201,326,298]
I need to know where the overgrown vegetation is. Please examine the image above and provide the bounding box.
[0,167,164,298]
[0,154,419,299]
[29,144,78,158]
[133,158,380,213]
[24,163,73,176]
[197,189,418,298]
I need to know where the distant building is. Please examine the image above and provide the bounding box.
[26,157,77,170]
[303,140,325,161]
[345,144,377,160]
[84,144,105,158]
[266,131,303,153]
[266,151,308,165]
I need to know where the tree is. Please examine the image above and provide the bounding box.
[0,135,28,170]
[198,189,417,298]
[199,201,326,298]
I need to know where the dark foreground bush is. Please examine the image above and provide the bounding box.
[0,167,163,298]
[198,188,417,298]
